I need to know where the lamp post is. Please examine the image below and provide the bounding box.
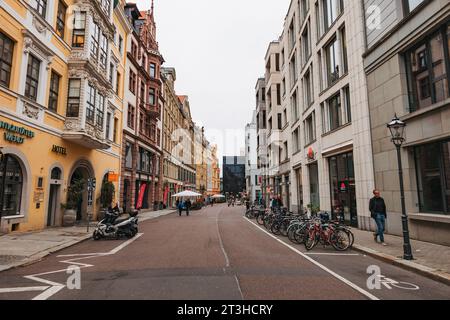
[387,115,413,260]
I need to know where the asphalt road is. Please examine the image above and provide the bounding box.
[0,204,448,300]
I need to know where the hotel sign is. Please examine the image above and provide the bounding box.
[0,120,34,144]
[52,145,67,155]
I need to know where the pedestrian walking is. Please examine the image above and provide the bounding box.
[369,189,387,246]
[177,199,183,216]
[185,199,192,216]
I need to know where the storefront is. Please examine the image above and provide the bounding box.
[0,117,121,233]
[328,152,357,227]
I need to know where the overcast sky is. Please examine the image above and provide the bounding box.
[136,0,289,166]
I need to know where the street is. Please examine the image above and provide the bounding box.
[0,204,448,300]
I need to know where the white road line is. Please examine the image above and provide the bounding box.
[216,208,230,268]
[0,286,49,293]
[32,285,65,301]
[108,233,143,255]
[305,253,360,256]
[244,217,380,301]
[1,233,145,300]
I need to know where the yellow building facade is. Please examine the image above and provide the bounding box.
[0,0,130,233]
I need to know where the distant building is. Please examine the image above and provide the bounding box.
[245,112,261,202]
[223,156,246,195]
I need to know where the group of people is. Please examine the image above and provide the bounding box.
[270,195,284,211]
[176,199,192,216]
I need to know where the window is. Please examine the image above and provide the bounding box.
[139,148,151,173]
[302,23,311,65]
[125,142,133,168]
[343,85,351,123]
[72,12,86,48]
[305,112,316,144]
[304,68,313,108]
[300,0,309,22]
[106,112,111,140]
[0,155,23,217]
[140,81,145,103]
[116,72,120,95]
[293,128,300,153]
[278,113,282,130]
[414,140,450,214]
[405,25,450,112]
[25,55,41,101]
[48,71,60,112]
[149,88,156,105]
[100,0,111,15]
[0,32,14,88]
[109,63,114,85]
[86,83,96,124]
[276,53,280,71]
[328,92,342,131]
[67,79,81,117]
[284,141,289,160]
[404,0,426,14]
[113,117,118,143]
[56,1,67,38]
[291,89,299,121]
[118,35,123,53]
[35,0,47,18]
[96,93,105,129]
[131,41,137,59]
[277,83,281,105]
[289,19,296,52]
[323,0,343,31]
[340,26,348,74]
[129,70,136,94]
[325,37,339,86]
[150,63,156,78]
[127,104,135,129]
[90,23,100,59]
[99,33,108,69]
[290,53,297,87]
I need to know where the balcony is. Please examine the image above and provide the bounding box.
[62,120,110,150]
[145,103,161,119]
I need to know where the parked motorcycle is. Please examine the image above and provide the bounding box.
[93,205,139,240]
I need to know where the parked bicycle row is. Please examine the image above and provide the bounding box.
[245,206,354,251]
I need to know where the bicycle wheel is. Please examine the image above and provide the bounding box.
[271,222,281,235]
[331,230,351,251]
[279,221,289,237]
[287,224,299,242]
[294,226,307,244]
[304,229,318,251]
[257,213,265,225]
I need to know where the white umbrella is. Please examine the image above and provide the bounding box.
[211,194,225,199]
[171,190,202,198]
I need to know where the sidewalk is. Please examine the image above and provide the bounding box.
[0,208,176,272]
[352,228,450,285]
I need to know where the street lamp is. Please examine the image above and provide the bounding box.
[387,115,413,260]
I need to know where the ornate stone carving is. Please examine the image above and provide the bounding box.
[32,15,48,34]
[64,120,80,131]
[23,101,40,120]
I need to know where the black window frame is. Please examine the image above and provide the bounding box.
[25,54,41,101]
[66,78,81,117]
[0,32,14,88]
[48,70,61,112]
[86,83,96,124]
[35,0,47,19]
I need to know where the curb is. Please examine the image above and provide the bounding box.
[352,244,450,286]
[0,210,177,273]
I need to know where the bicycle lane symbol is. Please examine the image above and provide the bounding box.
[367,266,420,291]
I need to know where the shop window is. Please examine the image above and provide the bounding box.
[415,140,450,214]
[0,155,23,217]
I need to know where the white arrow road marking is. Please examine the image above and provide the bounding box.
[0,286,49,293]
[0,233,143,300]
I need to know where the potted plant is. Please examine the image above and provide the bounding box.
[307,203,320,217]
[62,178,85,226]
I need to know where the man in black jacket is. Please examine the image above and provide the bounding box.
[369,189,387,245]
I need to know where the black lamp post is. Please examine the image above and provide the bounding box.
[387,115,413,260]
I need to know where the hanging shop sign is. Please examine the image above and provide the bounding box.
[0,121,35,144]
[52,145,67,155]
[307,147,316,161]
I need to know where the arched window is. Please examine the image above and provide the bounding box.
[0,155,23,217]
[51,167,62,180]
